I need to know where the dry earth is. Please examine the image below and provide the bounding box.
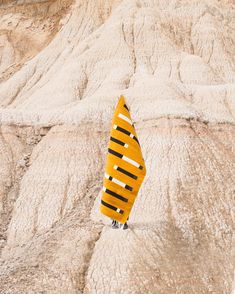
[0,0,234,293]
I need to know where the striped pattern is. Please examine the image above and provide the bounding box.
[100,95,146,224]
[110,137,128,148]
[113,165,137,180]
[108,148,143,169]
[113,125,139,145]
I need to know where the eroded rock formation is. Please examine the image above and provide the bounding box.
[0,0,234,293]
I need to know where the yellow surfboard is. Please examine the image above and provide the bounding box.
[100,95,146,224]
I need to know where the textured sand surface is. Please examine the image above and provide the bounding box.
[0,0,234,293]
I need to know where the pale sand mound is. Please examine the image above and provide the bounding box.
[0,0,234,293]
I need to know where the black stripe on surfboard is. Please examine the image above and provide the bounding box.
[125,184,133,191]
[108,148,122,158]
[124,104,129,111]
[101,200,124,214]
[133,136,140,145]
[115,125,131,136]
[103,187,128,203]
[110,136,125,147]
[115,166,137,180]
[113,125,140,145]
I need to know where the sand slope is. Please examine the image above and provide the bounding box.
[0,0,234,293]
